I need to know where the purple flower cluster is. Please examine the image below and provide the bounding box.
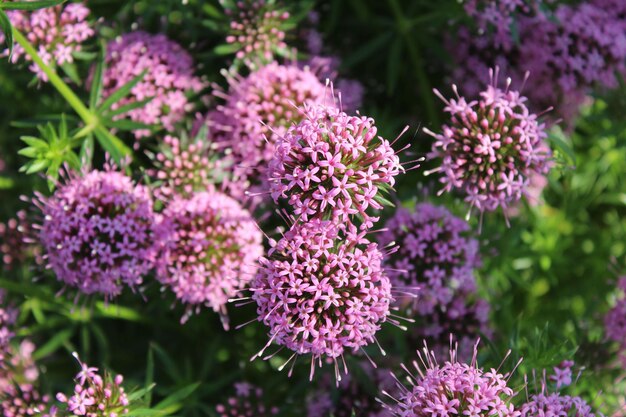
[252,219,392,367]
[463,0,534,50]
[0,292,17,365]
[155,191,263,325]
[37,168,158,299]
[2,3,94,81]
[208,62,329,188]
[425,71,551,214]
[223,0,290,68]
[605,277,626,365]
[379,203,490,361]
[269,102,402,230]
[389,343,518,417]
[1,383,49,417]
[451,1,626,123]
[215,382,279,417]
[55,354,129,417]
[520,393,595,417]
[307,361,395,417]
[102,31,205,140]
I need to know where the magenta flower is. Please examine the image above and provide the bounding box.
[1,3,94,81]
[223,0,290,68]
[55,353,129,417]
[1,383,50,417]
[206,62,329,191]
[36,167,158,300]
[269,102,402,231]
[251,219,392,378]
[155,191,263,326]
[425,69,551,215]
[102,31,205,140]
[0,291,17,369]
[215,382,279,417]
[388,342,518,417]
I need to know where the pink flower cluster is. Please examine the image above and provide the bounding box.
[55,354,129,417]
[37,168,158,299]
[389,343,518,417]
[605,277,626,365]
[451,1,626,123]
[150,134,221,199]
[378,203,490,359]
[215,382,278,417]
[0,292,17,366]
[307,361,395,417]
[2,3,94,81]
[102,31,205,140]
[155,191,263,325]
[425,71,551,214]
[252,220,392,365]
[208,62,329,187]
[223,0,290,68]
[463,0,534,50]
[520,365,596,417]
[520,393,595,417]
[269,102,402,230]
[1,383,49,417]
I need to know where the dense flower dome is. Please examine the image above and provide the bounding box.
[155,191,263,326]
[216,382,279,417]
[102,31,205,140]
[379,203,480,314]
[223,0,290,68]
[208,62,329,186]
[2,3,94,81]
[37,168,158,299]
[390,343,518,417]
[425,70,551,213]
[252,219,392,365]
[269,103,402,230]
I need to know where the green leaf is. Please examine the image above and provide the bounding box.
[24,159,49,174]
[105,97,154,117]
[202,3,223,18]
[33,328,74,360]
[145,346,155,405]
[60,62,81,85]
[213,43,240,55]
[104,119,154,132]
[0,10,13,59]
[90,42,105,110]
[98,70,148,112]
[153,382,200,412]
[79,134,94,168]
[1,0,66,10]
[20,136,49,149]
[94,126,132,162]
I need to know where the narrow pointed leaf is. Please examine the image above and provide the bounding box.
[0,10,13,59]
[98,70,148,112]
[1,0,66,10]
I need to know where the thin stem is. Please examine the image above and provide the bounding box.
[387,0,439,126]
[13,29,97,128]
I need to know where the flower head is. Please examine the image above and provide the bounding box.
[389,342,518,417]
[1,3,94,81]
[1,383,50,417]
[102,31,205,140]
[55,354,129,417]
[206,62,329,189]
[426,69,551,214]
[149,133,229,200]
[269,103,402,231]
[223,0,291,68]
[37,167,158,300]
[155,191,263,326]
[251,219,392,375]
[215,382,279,417]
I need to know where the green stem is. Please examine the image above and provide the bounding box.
[13,29,97,128]
[387,0,439,126]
